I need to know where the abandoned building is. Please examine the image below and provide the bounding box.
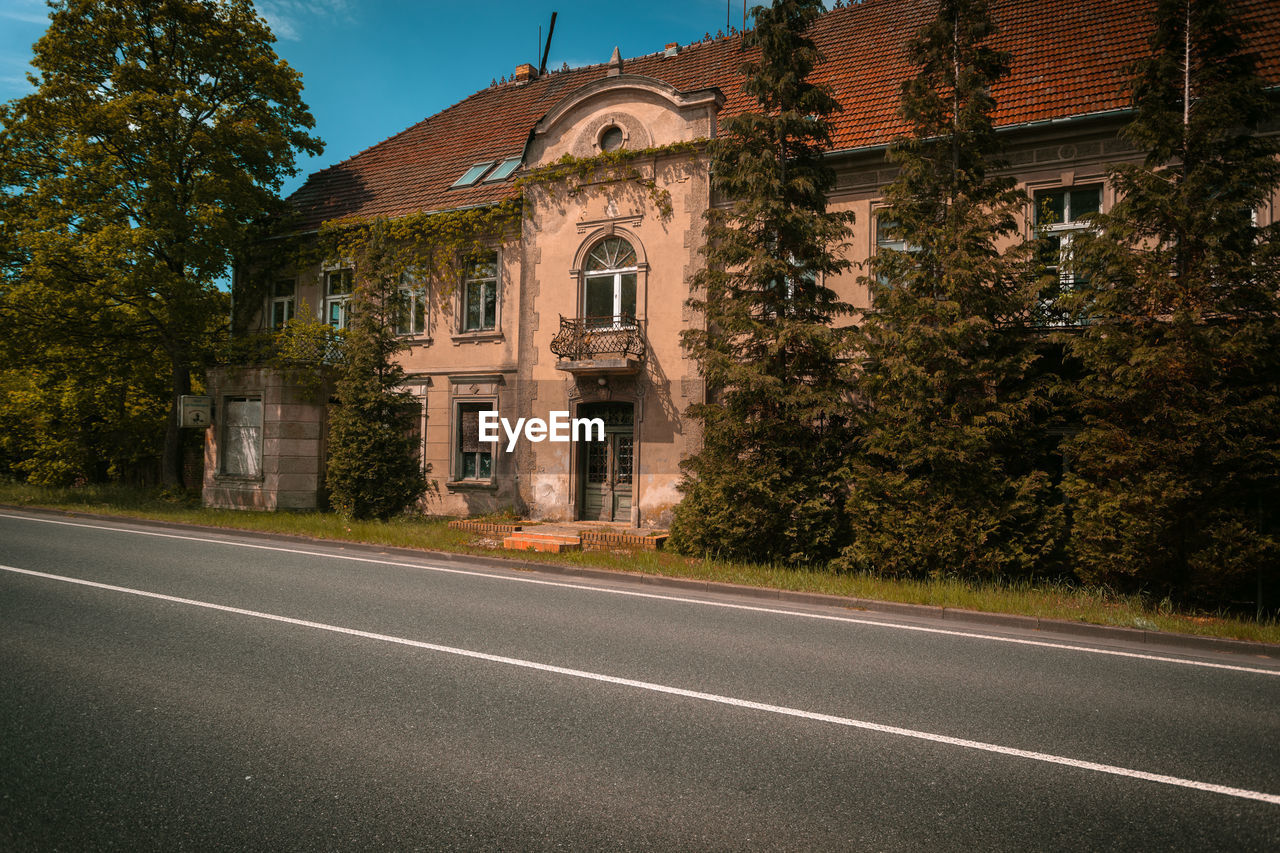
[202,0,1280,525]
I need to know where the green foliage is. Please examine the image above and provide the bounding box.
[841,0,1061,580]
[1063,0,1280,599]
[670,0,855,565]
[325,221,426,520]
[311,200,522,301]
[0,0,323,486]
[517,141,706,220]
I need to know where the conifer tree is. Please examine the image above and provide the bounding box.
[326,223,426,520]
[840,0,1060,579]
[1063,0,1280,599]
[670,0,855,564]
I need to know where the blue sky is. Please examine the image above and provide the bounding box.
[1,0,757,196]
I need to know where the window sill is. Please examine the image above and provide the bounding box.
[451,330,503,345]
[446,479,498,491]
[398,335,433,346]
[213,473,265,484]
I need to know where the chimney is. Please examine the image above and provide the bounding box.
[514,63,536,83]
[664,42,680,58]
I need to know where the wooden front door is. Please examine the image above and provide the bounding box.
[579,403,634,522]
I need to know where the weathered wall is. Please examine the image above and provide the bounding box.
[203,366,331,511]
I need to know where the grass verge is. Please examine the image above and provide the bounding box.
[1,482,1276,645]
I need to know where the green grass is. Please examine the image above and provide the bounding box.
[2,481,1276,645]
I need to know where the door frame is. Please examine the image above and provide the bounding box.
[570,397,640,524]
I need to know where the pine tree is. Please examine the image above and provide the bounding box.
[840,0,1060,579]
[669,0,855,565]
[1063,0,1280,600]
[326,222,426,520]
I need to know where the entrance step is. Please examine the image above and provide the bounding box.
[580,530,668,551]
[448,520,522,536]
[503,532,582,554]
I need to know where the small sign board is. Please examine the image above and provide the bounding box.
[180,395,212,428]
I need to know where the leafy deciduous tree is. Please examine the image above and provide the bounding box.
[0,0,323,486]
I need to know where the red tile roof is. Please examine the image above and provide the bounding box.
[288,0,1280,231]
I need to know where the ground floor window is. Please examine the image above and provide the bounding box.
[222,397,262,477]
[455,401,495,480]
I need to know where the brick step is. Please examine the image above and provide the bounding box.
[503,532,582,553]
[580,531,668,551]
[448,520,523,535]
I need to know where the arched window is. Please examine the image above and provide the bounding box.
[583,236,637,328]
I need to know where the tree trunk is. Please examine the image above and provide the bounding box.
[162,359,191,488]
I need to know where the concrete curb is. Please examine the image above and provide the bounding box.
[5,504,1278,662]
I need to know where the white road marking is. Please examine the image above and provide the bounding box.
[1,511,1277,677]
[2,561,1277,807]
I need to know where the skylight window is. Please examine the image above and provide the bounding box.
[451,161,496,188]
[484,156,522,183]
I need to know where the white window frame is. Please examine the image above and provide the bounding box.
[582,237,638,328]
[871,209,922,292]
[269,279,295,329]
[1033,185,1103,326]
[1034,185,1102,287]
[459,252,499,334]
[395,273,429,338]
[324,268,354,330]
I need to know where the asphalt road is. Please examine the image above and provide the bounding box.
[1,509,1277,851]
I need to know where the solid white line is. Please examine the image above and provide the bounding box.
[2,561,1277,807]
[1,511,1276,677]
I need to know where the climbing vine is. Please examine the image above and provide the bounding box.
[516,139,708,221]
[311,196,524,295]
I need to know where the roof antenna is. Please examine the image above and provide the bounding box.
[538,12,558,75]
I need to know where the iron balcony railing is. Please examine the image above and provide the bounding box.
[549,314,646,362]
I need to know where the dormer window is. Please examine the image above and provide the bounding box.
[484,156,522,183]
[451,161,496,188]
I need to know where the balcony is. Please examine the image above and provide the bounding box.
[549,315,646,375]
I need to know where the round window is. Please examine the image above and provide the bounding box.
[599,125,625,152]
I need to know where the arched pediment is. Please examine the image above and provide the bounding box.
[536,75,722,136]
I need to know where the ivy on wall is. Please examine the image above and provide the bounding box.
[233,138,708,338]
[313,197,524,296]
[515,139,708,221]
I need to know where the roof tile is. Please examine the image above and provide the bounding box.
[288,0,1280,231]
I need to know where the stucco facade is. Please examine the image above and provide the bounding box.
[201,0,1280,522]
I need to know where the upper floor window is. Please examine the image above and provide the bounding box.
[583,236,637,328]
[599,125,625,152]
[461,252,498,333]
[875,215,914,254]
[1035,186,1101,285]
[269,279,295,329]
[872,213,921,291]
[396,274,428,337]
[325,269,354,330]
[1035,186,1101,326]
